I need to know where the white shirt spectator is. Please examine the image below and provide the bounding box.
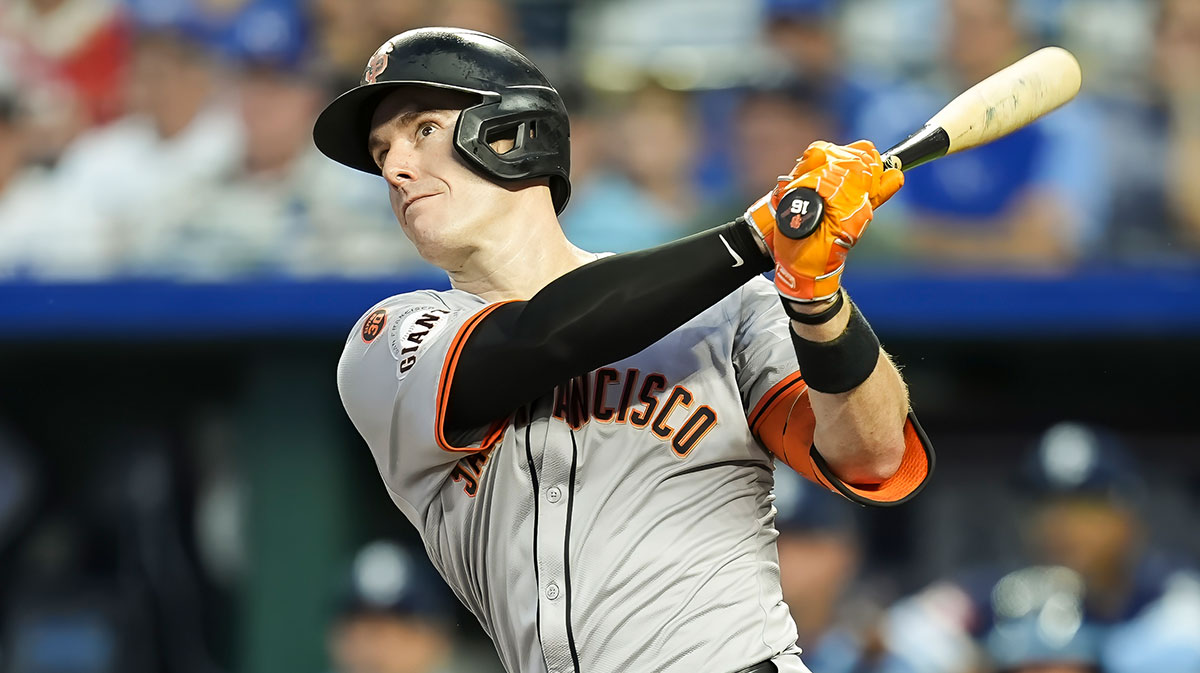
[0,166,117,278]
[137,148,429,279]
[36,101,243,276]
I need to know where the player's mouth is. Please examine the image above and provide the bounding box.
[402,192,439,215]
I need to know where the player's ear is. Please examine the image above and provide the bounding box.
[486,125,519,155]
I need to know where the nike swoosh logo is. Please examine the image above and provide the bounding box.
[719,234,744,268]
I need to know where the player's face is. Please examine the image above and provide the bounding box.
[1029,498,1140,581]
[368,86,522,269]
[776,532,858,633]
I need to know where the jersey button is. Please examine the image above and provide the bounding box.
[547,486,562,503]
[545,582,560,600]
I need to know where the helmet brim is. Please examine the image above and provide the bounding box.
[312,81,489,176]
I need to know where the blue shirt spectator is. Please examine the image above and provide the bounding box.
[772,468,888,673]
[559,87,715,253]
[879,423,1200,673]
[328,540,504,673]
[852,0,1109,269]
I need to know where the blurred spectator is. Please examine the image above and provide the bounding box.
[1050,0,1152,102]
[734,82,834,193]
[366,0,431,48]
[121,0,312,68]
[0,0,131,127]
[426,0,518,44]
[773,468,888,673]
[708,80,846,231]
[0,92,26,196]
[4,515,158,673]
[0,88,75,277]
[1100,0,1200,260]
[309,0,364,89]
[0,422,37,560]
[573,0,766,92]
[2,433,223,673]
[328,540,502,673]
[984,568,1103,673]
[760,0,878,142]
[311,0,429,91]
[559,86,711,253]
[138,47,420,278]
[881,422,1200,673]
[558,86,606,198]
[13,26,243,278]
[858,0,1107,270]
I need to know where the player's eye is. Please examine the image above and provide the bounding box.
[375,149,388,169]
[418,122,437,138]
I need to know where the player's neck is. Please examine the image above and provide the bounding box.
[446,217,595,302]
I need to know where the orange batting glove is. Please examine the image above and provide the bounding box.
[742,147,827,250]
[745,140,903,302]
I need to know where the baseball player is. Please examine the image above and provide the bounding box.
[314,28,934,673]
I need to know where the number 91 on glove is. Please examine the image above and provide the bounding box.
[744,140,903,303]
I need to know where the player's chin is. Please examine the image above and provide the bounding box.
[397,208,437,240]
[406,224,473,266]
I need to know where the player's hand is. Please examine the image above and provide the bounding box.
[746,140,902,302]
[743,147,828,250]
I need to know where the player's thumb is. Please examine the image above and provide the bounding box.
[871,168,904,208]
[793,143,830,176]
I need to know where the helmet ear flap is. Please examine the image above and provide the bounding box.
[481,120,526,155]
[454,92,571,212]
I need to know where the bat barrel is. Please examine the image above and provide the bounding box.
[880,46,1081,172]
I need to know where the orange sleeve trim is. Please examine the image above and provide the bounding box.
[434,301,517,453]
[750,370,935,507]
[749,370,826,487]
[811,411,935,507]
[748,371,807,435]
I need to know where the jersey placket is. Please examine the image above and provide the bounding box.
[531,409,580,673]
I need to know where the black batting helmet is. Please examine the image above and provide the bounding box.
[313,27,571,213]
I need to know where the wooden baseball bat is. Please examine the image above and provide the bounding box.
[880,46,1082,171]
[777,46,1083,239]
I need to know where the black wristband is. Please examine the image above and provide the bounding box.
[781,289,845,325]
[790,300,880,394]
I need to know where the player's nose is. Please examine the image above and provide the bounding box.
[382,148,420,190]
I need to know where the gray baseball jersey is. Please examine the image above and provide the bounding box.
[338,275,881,673]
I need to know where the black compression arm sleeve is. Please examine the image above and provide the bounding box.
[446,221,772,431]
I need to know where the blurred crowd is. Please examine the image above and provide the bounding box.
[764,423,1200,673]
[332,427,1200,673]
[2,411,1197,673]
[0,0,1198,280]
[1,2,1198,672]
[313,423,1200,673]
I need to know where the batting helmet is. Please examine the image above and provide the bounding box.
[313,27,571,213]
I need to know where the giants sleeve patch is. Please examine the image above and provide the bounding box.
[388,306,453,379]
[361,309,388,343]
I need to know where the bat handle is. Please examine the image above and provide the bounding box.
[880,124,950,172]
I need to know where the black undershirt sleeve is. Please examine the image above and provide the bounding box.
[445,220,772,432]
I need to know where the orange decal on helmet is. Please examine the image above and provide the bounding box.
[364,42,394,84]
